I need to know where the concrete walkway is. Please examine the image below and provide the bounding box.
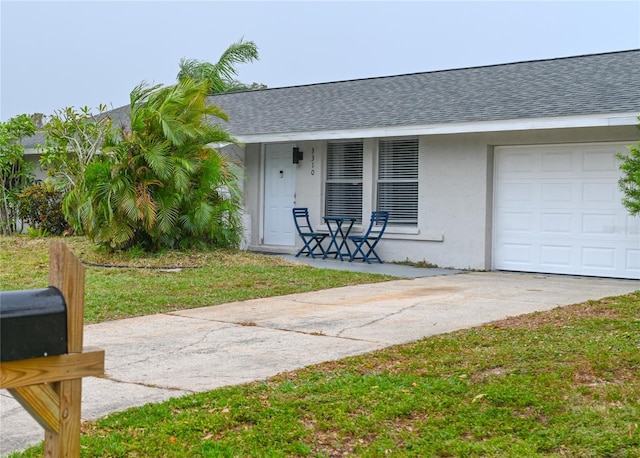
[1,263,638,455]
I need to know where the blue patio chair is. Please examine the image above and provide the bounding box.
[349,211,390,264]
[292,208,328,258]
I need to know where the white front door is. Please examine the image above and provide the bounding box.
[494,142,640,279]
[263,144,296,246]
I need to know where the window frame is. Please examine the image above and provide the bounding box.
[324,140,364,223]
[375,137,419,225]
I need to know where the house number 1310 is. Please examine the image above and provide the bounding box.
[311,148,315,175]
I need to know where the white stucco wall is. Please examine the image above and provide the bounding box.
[293,141,326,227]
[384,135,491,269]
[243,143,262,248]
[284,134,493,269]
[242,125,639,269]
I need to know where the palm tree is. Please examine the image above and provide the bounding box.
[81,78,243,251]
[177,38,260,94]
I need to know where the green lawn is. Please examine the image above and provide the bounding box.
[0,237,394,323]
[3,236,639,457]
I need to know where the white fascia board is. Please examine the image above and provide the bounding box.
[234,112,640,144]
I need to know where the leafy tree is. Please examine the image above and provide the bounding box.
[0,114,36,234]
[80,78,243,251]
[37,105,115,232]
[18,181,69,236]
[618,129,640,216]
[38,105,114,190]
[29,112,48,129]
[224,81,267,93]
[177,38,261,94]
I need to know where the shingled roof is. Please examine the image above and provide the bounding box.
[207,49,640,139]
[22,50,640,149]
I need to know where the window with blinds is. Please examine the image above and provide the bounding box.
[377,138,419,224]
[325,141,363,222]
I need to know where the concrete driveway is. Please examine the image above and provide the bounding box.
[2,271,638,455]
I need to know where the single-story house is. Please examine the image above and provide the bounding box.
[24,50,640,279]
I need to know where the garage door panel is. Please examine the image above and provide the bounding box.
[541,213,573,234]
[542,151,573,172]
[500,212,534,233]
[624,214,640,237]
[626,249,640,272]
[498,242,534,265]
[583,150,619,172]
[541,183,573,202]
[583,182,618,204]
[581,246,616,270]
[501,152,536,173]
[582,213,618,235]
[500,182,533,202]
[495,143,638,279]
[540,245,573,267]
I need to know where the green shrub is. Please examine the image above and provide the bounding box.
[18,181,69,236]
[618,140,640,216]
[0,114,36,234]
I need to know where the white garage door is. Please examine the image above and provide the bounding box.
[494,143,639,279]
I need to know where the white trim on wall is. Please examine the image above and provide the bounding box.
[235,112,640,144]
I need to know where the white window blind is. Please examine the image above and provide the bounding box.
[377,138,419,224]
[325,141,363,222]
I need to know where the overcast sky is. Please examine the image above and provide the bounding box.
[1,1,639,121]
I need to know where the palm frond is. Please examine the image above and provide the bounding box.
[177,38,258,94]
[154,192,180,235]
[172,163,192,194]
[141,141,173,180]
[210,38,259,83]
[134,181,159,230]
[129,83,163,132]
[200,123,234,145]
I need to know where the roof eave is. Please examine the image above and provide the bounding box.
[234,112,640,144]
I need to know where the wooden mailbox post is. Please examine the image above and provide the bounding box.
[0,241,105,457]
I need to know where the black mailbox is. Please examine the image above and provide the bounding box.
[0,286,68,362]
